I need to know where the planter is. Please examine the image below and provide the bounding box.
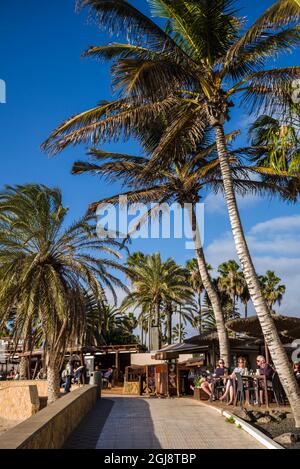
[194,387,209,401]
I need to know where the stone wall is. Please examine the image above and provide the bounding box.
[0,385,98,449]
[0,380,48,398]
[0,384,40,421]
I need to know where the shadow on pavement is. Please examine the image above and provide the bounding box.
[64,398,115,449]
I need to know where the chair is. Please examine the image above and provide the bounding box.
[268,372,286,405]
[234,374,257,406]
[234,373,245,406]
[210,378,226,401]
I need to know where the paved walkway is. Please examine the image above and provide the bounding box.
[64,396,265,449]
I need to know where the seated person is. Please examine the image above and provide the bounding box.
[36,368,46,380]
[102,367,113,388]
[256,355,274,380]
[293,362,300,386]
[255,355,274,403]
[200,360,227,400]
[220,357,248,405]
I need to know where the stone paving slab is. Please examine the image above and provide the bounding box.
[66,395,265,449]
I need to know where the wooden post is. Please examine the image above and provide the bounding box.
[115,350,120,383]
[176,362,180,397]
[179,306,182,343]
[146,365,150,396]
[32,358,39,380]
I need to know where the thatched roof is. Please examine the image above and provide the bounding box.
[184,331,255,347]
[226,315,300,339]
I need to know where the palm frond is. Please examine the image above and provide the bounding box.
[226,0,300,63]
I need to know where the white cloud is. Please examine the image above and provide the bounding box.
[204,191,261,215]
[205,215,300,317]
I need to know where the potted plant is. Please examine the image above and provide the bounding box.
[193,376,203,400]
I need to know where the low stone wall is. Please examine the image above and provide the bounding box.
[0,385,40,422]
[0,385,98,449]
[0,380,48,398]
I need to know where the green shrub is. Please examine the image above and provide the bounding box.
[225,416,236,424]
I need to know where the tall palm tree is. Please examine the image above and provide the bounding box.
[218,260,244,320]
[100,305,138,344]
[259,271,286,312]
[42,0,300,424]
[238,277,251,318]
[121,253,193,349]
[0,184,127,402]
[70,140,282,363]
[186,258,213,334]
[73,141,234,363]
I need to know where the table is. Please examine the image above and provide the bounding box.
[241,374,268,407]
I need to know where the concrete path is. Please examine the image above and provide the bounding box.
[64,396,265,449]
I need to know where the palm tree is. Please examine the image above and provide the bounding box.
[248,111,300,199]
[43,0,300,424]
[172,323,187,343]
[259,271,286,312]
[70,140,279,363]
[201,282,240,332]
[186,258,213,334]
[238,278,251,319]
[121,253,193,349]
[73,140,236,363]
[218,260,244,320]
[0,184,127,402]
[249,114,300,174]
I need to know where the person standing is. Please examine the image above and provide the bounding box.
[63,361,73,393]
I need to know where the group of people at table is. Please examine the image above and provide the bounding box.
[193,355,300,405]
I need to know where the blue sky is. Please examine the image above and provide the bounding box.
[1,0,300,318]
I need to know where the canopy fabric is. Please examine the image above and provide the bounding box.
[156,343,202,354]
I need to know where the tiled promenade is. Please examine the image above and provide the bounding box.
[64,395,264,449]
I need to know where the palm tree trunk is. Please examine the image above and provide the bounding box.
[198,292,202,334]
[244,302,248,319]
[232,294,236,319]
[148,314,151,351]
[214,123,300,427]
[155,300,160,327]
[166,306,172,345]
[178,306,182,343]
[47,358,61,403]
[188,204,230,367]
[19,356,28,380]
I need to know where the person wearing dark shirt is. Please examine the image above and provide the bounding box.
[256,355,274,404]
[257,355,274,379]
[200,359,227,399]
[102,368,113,388]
